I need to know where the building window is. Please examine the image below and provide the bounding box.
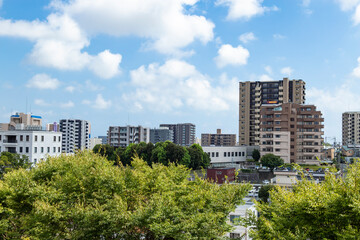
[41,147,44,153]
[242,152,245,156]
[26,135,29,141]
[41,136,44,142]
[26,147,29,153]
[224,152,226,157]
[58,147,61,153]
[47,147,50,153]
[232,152,234,157]
[58,136,61,142]
[20,135,23,141]
[235,152,238,157]
[34,147,37,153]
[216,152,219,157]
[35,135,38,141]
[19,147,23,153]
[53,136,56,142]
[212,152,214,158]
[53,147,56,153]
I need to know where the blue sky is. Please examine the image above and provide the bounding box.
[1,0,360,143]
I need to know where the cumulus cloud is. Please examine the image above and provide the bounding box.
[26,74,60,90]
[335,0,360,24]
[0,14,121,78]
[259,74,273,81]
[83,94,112,109]
[281,67,293,76]
[51,0,214,54]
[123,59,238,112]
[60,101,75,108]
[88,50,122,79]
[215,44,250,68]
[216,0,278,20]
[239,32,256,43]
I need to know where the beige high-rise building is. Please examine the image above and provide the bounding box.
[239,78,305,146]
[342,112,360,145]
[259,103,324,164]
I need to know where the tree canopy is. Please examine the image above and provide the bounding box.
[93,142,210,170]
[251,162,360,239]
[260,153,284,170]
[252,149,260,162]
[0,152,31,178]
[0,151,250,239]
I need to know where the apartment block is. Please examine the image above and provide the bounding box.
[201,129,236,146]
[159,123,195,146]
[107,125,150,147]
[150,127,174,144]
[239,78,305,146]
[259,103,324,164]
[59,119,91,153]
[342,112,360,145]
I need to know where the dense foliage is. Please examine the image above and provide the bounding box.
[0,152,31,178]
[0,151,250,239]
[252,162,360,239]
[93,141,210,170]
[260,153,284,170]
[257,185,275,203]
[252,149,260,162]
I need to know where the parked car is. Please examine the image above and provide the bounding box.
[263,180,270,185]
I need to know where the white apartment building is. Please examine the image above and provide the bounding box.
[0,130,62,164]
[59,119,91,153]
[260,131,291,163]
[108,125,150,147]
[202,146,259,168]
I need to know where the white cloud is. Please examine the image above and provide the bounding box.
[352,57,360,77]
[216,0,278,20]
[0,14,121,78]
[215,44,250,68]
[124,59,238,112]
[26,74,60,90]
[51,0,214,55]
[239,32,257,44]
[335,0,360,24]
[34,99,50,106]
[65,85,75,93]
[94,94,112,109]
[273,34,286,39]
[60,101,75,108]
[88,50,122,79]
[302,0,311,7]
[281,67,293,76]
[259,74,273,81]
[264,66,273,75]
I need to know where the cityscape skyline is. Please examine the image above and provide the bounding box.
[2,1,360,141]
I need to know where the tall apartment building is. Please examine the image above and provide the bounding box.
[239,78,306,146]
[159,123,195,146]
[107,125,150,147]
[0,113,62,163]
[259,103,324,164]
[342,112,360,145]
[59,119,91,153]
[150,127,174,144]
[201,129,236,146]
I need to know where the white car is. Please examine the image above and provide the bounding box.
[263,180,270,185]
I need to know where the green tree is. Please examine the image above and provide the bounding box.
[187,144,210,170]
[0,152,31,178]
[252,149,261,162]
[251,161,360,239]
[258,185,275,203]
[260,153,284,170]
[0,151,251,239]
[92,144,117,161]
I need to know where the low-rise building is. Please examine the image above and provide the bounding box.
[207,168,235,184]
[0,130,62,164]
[202,146,259,169]
[89,138,103,149]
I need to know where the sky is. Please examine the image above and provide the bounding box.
[1,0,360,143]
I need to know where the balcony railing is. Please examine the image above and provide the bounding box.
[3,140,18,143]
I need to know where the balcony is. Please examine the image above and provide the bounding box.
[3,139,18,144]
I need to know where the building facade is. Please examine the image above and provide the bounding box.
[0,112,42,131]
[89,137,103,150]
[239,78,306,146]
[201,129,236,146]
[0,130,62,164]
[59,119,91,153]
[159,123,195,146]
[107,125,150,147]
[342,112,360,145]
[202,145,259,168]
[259,103,324,164]
[150,127,173,144]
